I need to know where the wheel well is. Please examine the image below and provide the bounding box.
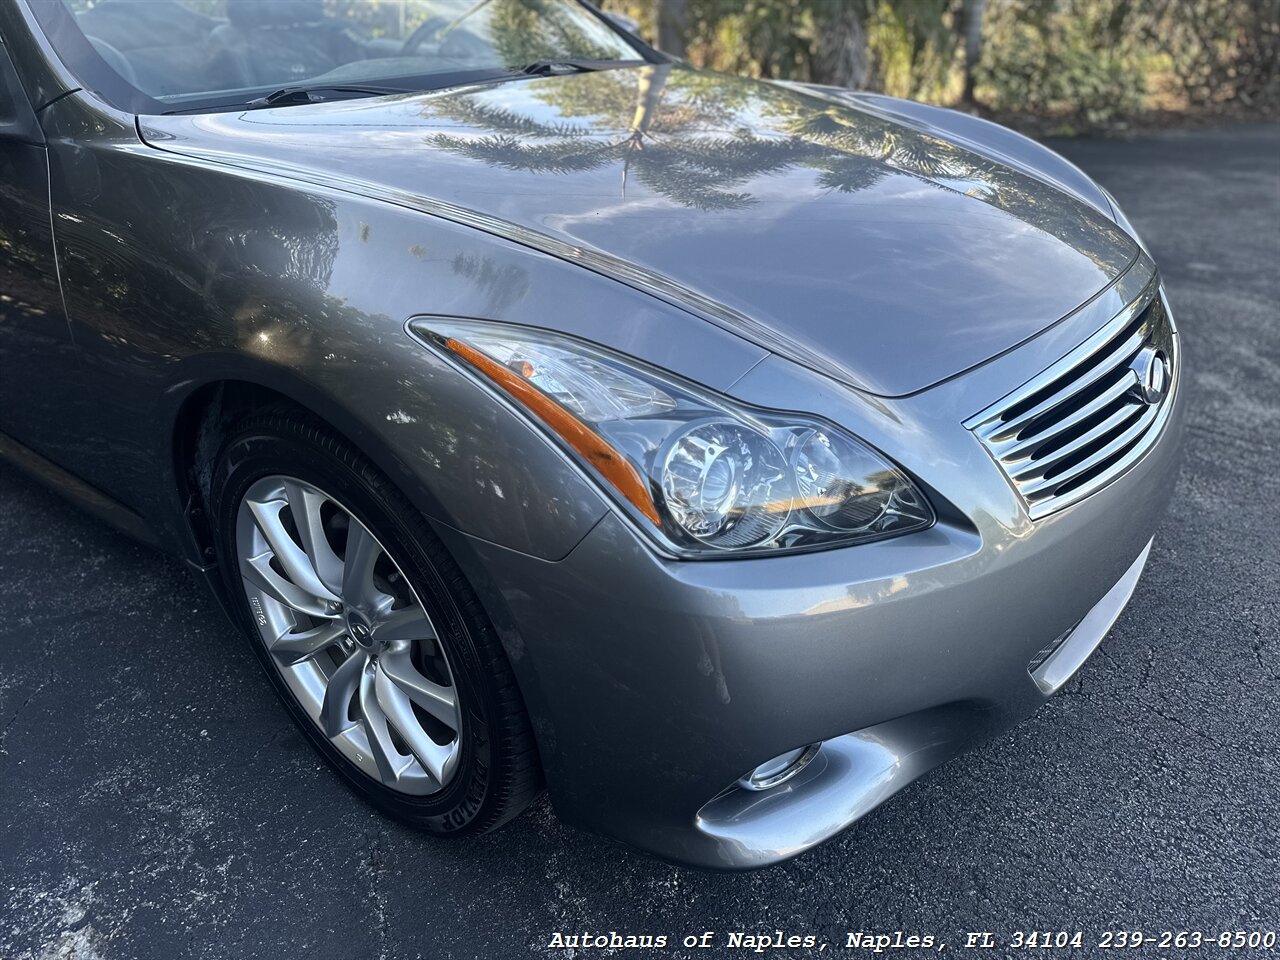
[171,380,314,566]
[172,380,548,790]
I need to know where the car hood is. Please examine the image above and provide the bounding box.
[140,64,1138,397]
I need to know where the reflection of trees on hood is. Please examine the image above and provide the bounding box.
[425,95,594,139]
[422,66,807,210]
[417,65,895,209]
[629,136,812,210]
[418,63,1134,263]
[770,94,1132,269]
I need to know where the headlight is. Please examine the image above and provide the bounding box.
[1101,187,1148,254]
[410,319,933,558]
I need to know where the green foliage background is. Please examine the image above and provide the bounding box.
[602,0,1280,130]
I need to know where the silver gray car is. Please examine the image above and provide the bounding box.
[0,0,1183,868]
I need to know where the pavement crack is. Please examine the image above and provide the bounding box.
[1143,701,1231,753]
[0,644,57,757]
[1248,631,1275,680]
[1252,644,1273,679]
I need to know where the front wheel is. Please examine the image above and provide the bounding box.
[209,411,540,834]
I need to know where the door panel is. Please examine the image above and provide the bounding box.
[0,38,77,455]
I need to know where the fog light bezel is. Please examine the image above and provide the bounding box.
[737,743,821,791]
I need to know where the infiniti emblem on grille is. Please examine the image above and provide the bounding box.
[1129,346,1169,406]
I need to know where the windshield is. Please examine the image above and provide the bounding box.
[43,0,647,112]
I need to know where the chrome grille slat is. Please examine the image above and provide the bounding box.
[996,372,1138,460]
[1019,402,1159,497]
[1037,407,1174,515]
[985,326,1147,443]
[966,283,1178,519]
[1008,401,1146,481]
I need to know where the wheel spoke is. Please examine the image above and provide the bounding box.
[379,646,458,731]
[359,663,406,783]
[244,553,334,619]
[375,664,455,784]
[247,499,339,604]
[281,480,345,594]
[238,474,463,796]
[270,621,346,666]
[341,522,384,610]
[373,605,436,645]
[320,650,366,737]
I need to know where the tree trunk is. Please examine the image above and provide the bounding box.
[812,1,870,89]
[657,0,690,59]
[960,0,987,104]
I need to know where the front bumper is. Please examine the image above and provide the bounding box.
[435,274,1185,869]
[693,539,1151,867]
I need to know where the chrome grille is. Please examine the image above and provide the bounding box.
[966,284,1178,519]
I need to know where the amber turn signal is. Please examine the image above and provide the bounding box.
[444,337,663,527]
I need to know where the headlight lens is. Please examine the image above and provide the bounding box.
[790,428,900,530]
[661,419,790,549]
[411,319,933,557]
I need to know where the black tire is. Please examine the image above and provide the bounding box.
[209,409,541,835]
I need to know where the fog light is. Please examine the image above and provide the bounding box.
[738,743,821,791]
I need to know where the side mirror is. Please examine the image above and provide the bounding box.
[602,10,642,37]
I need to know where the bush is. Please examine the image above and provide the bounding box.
[977,2,1147,127]
[1143,0,1280,106]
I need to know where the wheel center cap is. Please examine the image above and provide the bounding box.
[345,611,375,650]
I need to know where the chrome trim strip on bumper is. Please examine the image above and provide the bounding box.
[1031,538,1152,694]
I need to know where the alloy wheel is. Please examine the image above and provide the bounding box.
[235,475,461,795]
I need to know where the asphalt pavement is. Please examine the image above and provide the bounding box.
[1,124,1277,960]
